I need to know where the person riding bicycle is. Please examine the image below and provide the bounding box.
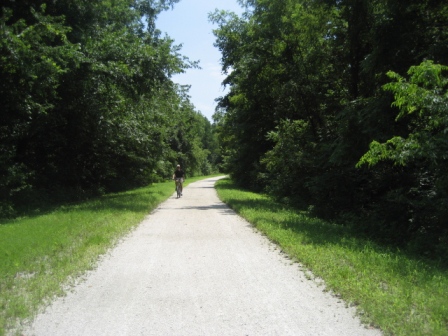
[172,164,185,195]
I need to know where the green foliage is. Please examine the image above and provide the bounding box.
[0,0,220,216]
[356,61,448,255]
[1,4,81,209]
[213,0,448,258]
[358,61,448,168]
[261,119,315,205]
[210,0,337,188]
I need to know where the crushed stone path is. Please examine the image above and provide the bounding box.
[24,177,381,336]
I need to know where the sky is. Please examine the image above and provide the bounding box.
[156,0,244,121]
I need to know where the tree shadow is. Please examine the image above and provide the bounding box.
[179,203,237,215]
[216,181,448,272]
[224,197,348,245]
[0,186,168,225]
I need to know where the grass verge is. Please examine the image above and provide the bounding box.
[0,175,215,336]
[215,178,448,336]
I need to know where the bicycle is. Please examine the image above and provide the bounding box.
[174,178,182,198]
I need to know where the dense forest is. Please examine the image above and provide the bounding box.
[211,0,448,260]
[0,0,220,217]
[2,0,448,261]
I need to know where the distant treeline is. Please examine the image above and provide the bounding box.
[211,0,448,260]
[1,0,220,217]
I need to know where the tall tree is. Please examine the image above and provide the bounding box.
[212,0,448,256]
[211,0,336,188]
[0,0,219,216]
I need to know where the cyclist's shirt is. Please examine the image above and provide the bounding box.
[174,169,185,179]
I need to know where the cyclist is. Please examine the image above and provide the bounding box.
[172,164,185,196]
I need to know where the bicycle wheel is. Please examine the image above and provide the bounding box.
[176,184,181,198]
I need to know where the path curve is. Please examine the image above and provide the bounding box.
[24,177,381,336]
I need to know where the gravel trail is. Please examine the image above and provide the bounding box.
[24,177,381,336]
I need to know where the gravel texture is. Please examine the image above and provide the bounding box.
[23,177,381,336]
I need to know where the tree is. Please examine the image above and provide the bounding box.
[212,0,448,256]
[0,0,217,216]
[357,61,448,253]
[0,5,81,213]
[211,0,336,188]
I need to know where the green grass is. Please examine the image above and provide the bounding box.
[0,175,215,336]
[215,178,448,336]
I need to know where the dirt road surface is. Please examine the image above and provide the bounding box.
[23,177,381,336]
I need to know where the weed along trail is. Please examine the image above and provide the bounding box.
[24,177,381,336]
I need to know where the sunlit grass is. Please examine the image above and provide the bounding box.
[0,175,215,336]
[215,178,448,336]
